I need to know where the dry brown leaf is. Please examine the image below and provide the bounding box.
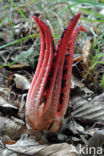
[0,117,25,140]
[71,74,84,89]
[0,96,18,110]
[14,74,31,90]
[71,75,93,95]
[91,93,104,103]
[38,143,78,156]
[5,136,47,155]
[0,86,26,118]
[78,130,104,156]
[71,92,104,121]
[69,120,84,134]
[81,39,92,71]
[2,149,18,156]
[8,64,27,69]
[88,130,104,148]
[4,135,78,156]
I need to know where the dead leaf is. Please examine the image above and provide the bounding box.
[71,75,93,96]
[81,39,92,71]
[0,96,18,110]
[71,92,104,121]
[2,149,18,156]
[0,96,18,116]
[69,120,84,134]
[79,130,104,156]
[5,136,47,155]
[0,117,25,140]
[14,74,31,90]
[88,130,104,147]
[91,92,104,103]
[71,74,84,89]
[8,64,27,69]
[2,135,78,156]
[38,143,78,156]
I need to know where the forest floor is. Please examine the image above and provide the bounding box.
[0,0,104,156]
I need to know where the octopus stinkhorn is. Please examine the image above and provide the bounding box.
[25,13,85,132]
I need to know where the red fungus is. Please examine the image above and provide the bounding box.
[25,13,85,132]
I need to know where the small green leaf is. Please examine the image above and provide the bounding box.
[15,45,39,68]
[101,74,104,88]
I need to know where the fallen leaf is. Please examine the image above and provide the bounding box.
[14,74,31,90]
[0,117,25,140]
[38,143,78,156]
[71,92,104,121]
[78,130,104,156]
[88,130,104,147]
[69,120,84,134]
[0,96,18,110]
[8,64,27,69]
[81,39,92,71]
[0,134,79,156]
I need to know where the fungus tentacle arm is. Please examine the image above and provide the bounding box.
[26,17,45,103]
[49,26,85,132]
[56,26,86,118]
[25,17,54,129]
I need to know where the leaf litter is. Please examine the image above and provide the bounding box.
[1,1,104,156]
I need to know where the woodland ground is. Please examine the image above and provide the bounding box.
[0,0,104,156]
